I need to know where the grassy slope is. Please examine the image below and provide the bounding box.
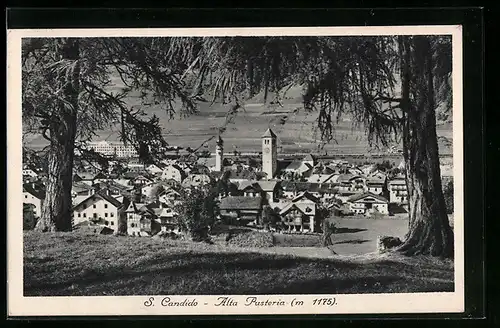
[24,232,454,296]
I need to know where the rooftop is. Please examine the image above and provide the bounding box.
[219,196,262,210]
[261,128,277,139]
[347,192,389,203]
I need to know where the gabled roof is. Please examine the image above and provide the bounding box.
[219,196,262,210]
[22,183,46,200]
[347,192,389,203]
[257,180,278,191]
[73,191,122,211]
[261,128,277,138]
[303,154,315,163]
[283,160,304,171]
[292,191,320,203]
[279,202,316,216]
[238,180,260,191]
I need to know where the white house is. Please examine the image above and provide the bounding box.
[279,192,320,233]
[22,183,45,217]
[124,201,156,236]
[388,177,408,203]
[72,192,122,230]
[347,192,389,216]
[365,177,386,195]
[257,180,279,202]
[161,164,186,183]
[146,163,165,175]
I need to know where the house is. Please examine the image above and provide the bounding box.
[347,192,389,216]
[281,161,313,178]
[160,164,186,183]
[365,177,386,195]
[127,163,147,174]
[369,170,387,181]
[237,181,262,198]
[146,163,165,175]
[225,169,259,183]
[388,177,408,204]
[124,201,157,236]
[219,196,263,225]
[22,183,46,217]
[257,180,279,203]
[337,174,366,193]
[279,192,320,233]
[72,181,96,205]
[158,188,182,205]
[72,192,122,230]
[181,173,212,188]
[73,171,107,185]
[148,201,178,232]
[94,181,134,203]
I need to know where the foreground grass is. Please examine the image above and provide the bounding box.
[24,232,454,296]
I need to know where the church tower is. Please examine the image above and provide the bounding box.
[262,128,277,179]
[215,135,224,172]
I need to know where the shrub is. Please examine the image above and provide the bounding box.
[23,204,37,230]
[174,184,219,241]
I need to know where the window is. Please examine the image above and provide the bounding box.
[78,213,81,218]
[25,195,27,199]
[110,212,114,217]
[105,220,109,226]
[111,221,114,225]
[105,213,108,217]
[93,213,97,218]
[104,204,108,209]
[83,213,86,218]
[93,204,96,208]
[131,223,136,228]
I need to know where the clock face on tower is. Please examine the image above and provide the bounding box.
[264,147,270,154]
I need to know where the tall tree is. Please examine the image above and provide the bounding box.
[22,37,198,231]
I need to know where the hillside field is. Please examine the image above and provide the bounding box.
[24,231,454,296]
[23,84,453,156]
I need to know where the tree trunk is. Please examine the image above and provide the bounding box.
[35,38,80,232]
[397,36,454,258]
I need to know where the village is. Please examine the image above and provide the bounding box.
[22,127,420,238]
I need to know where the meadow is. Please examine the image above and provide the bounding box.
[23,84,453,157]
[24,221,454,296]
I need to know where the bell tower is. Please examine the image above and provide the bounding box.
[215,135,224,172]
[262,128,277,179]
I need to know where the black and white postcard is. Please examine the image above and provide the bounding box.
[7,25,464,316]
